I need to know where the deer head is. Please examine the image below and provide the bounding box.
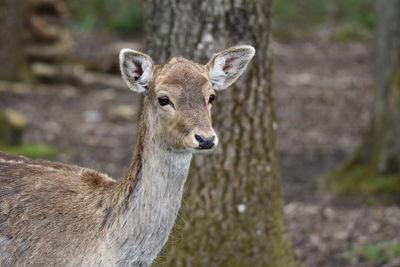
[119,45,255,153]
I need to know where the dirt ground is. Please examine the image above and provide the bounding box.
[1,40,400,267]
[273,42,400,267]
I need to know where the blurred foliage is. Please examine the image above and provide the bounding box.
[68,0,374,40]
[272,0,375,41]
[330,23,373,41]
[0,143,58,159]
[341,241,400,265]
[273,0,375,28]
[68,0,144,34]
[0,109,27,146]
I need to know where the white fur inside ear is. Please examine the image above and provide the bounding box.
[210,56,228,90]
[119,48,154,93]
[208,45,255,90]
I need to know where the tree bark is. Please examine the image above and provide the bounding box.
[145,1,300,266]
[371,0,400,174]
[0,0,25,80]
[325,0,400,201]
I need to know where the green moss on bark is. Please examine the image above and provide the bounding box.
[324,163,400,203]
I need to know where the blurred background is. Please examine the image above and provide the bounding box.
[1,0,399,266]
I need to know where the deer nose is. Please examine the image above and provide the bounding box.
[195,134,215,149]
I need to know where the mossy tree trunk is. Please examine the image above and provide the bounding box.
[145,1,300,266]
[0,0,25,80]
[325,0,400,201]
[0,0,28,149]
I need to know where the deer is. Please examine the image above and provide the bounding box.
[0,45,255,267]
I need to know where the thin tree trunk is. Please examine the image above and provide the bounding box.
[145,1,300,266]
[325,0,400,201]
[371,0,400,173]
[0,0,25,80]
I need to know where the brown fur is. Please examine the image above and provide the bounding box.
[147,58,215,150]
[0,60,212,266]
[0,45,254,266]
[0,152,113,266]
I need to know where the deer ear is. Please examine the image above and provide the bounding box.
[119,49,154,93]
[207,45,255,90]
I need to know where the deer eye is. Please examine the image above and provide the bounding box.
[208,94,217,104]
[158,96,171,106]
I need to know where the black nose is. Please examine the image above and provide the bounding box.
[195,134,215,149]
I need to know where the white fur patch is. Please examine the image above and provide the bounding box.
[210,56,228,89]
[85,146,192,266]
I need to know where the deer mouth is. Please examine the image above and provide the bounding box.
[193,144,217,153]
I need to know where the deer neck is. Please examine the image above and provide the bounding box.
[104,103,192,265]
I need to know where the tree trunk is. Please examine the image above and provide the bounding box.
[325,0,400,201]
[145,1,300,266]
[0,0,25,80]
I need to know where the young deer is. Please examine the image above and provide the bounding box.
[0,45,255,266]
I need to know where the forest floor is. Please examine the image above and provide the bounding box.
[1,39,400,266]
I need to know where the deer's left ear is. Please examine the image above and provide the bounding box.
[119,49,154,93]
[207,45,255,90]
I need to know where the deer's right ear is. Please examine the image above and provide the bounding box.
[119,49,154,93]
